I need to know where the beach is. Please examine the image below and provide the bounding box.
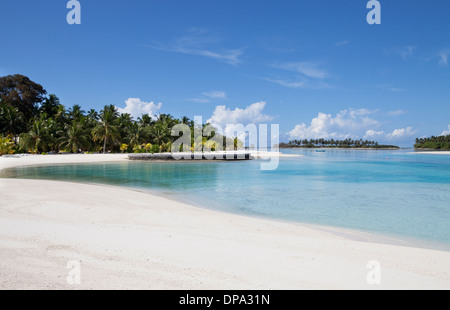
[1,154,450,289]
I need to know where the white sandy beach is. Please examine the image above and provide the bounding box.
[0,154,450,290]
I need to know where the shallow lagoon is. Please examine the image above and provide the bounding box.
[3,149,450,247]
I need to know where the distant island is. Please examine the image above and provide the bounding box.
[279,139,400,149]
[414,135,450,150]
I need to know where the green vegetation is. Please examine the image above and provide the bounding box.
[280,138,399,149]
[0,74,237,155]
[0,136,15,155]
[414,135,450,150]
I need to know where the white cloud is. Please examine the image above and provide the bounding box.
[262,77,330,89]
[118,98,162,119]
[441,125,450,136]
[273,62,328,79]
[190,90,227,103]
[387,110,407,116]
[288,109,379,140]
[206,102,274,142]
[400,46,416,60]
[387,46,416,60]
[386,127,416,139]
[207,101,273,129]
[175,48,243,65]
[263,77,306,89]
[268,61,332,89]
[439,50,449,66]
[150,29,243,65]
[203,91,226,99]
[384,46,416,61]
[364,130,385,139]
[288,109,419,145]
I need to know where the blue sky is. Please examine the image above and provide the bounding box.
[1,0,449,146]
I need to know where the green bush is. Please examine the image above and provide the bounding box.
[133,145,144,153]
[151,144,160,154]
[0,136,15,156]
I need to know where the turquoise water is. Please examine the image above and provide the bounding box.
[2,150,450,247]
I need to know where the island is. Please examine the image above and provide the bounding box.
[278,139,400,149]
[414,135,450,150]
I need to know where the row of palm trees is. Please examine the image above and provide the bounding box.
[415,135,450,150]
[1,101,199,154]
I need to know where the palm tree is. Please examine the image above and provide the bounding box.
[40,94,61,118]
[138,114,153,127]
[233,137,244,150]
[118,113,134,141]
[52,104,68,127]
[181,116,191,125]
[127,123,147,147]
[0,104,25,141]
[87,109,99,121]
[156,113,170,123]
[19,120,49,153]
[118,113,133,128]
[92,105,120,154]
[44,118,62,153]
[68,105,85,123]
[156,113,177,129]
[150,122,170,152]
[58,122,90,153]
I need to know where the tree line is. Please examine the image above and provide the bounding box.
[414,135,450,150]
[280,138,399,149]
[0,74,239,155]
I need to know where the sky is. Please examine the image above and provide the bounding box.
[1,0,449,146]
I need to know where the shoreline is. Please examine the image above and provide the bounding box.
[1,154,450,289]
[0,152,437,250]
[142,185,450,252]
[3,160,446,252]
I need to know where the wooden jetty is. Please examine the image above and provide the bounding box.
[128,152,253,161]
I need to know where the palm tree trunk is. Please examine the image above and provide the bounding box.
[103,136,107,154]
